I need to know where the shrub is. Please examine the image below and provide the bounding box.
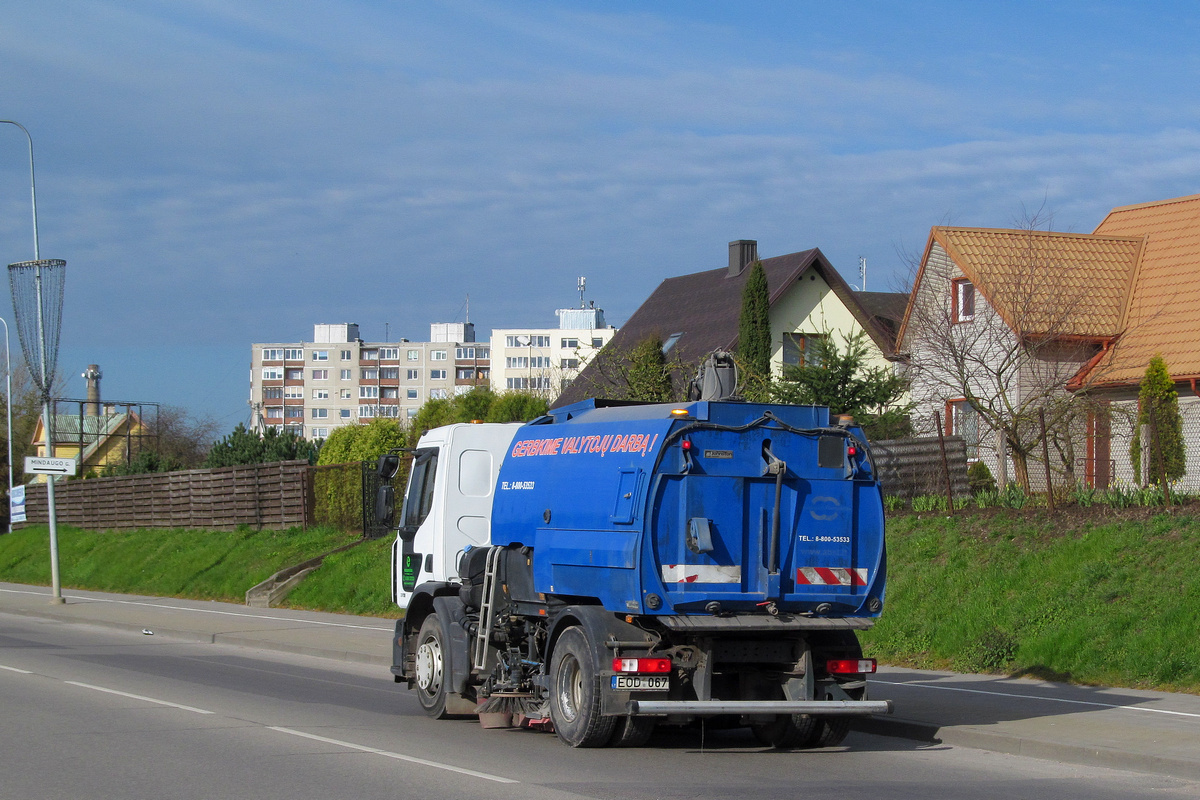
[967,460,996,495]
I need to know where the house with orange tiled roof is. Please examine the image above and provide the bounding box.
[897,193,1200,492]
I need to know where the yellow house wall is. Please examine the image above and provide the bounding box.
[768,269,893,378]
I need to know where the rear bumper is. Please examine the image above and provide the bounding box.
[625,699,893,717]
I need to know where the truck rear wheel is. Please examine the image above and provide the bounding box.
[414,614,450,719]
[608,716,655,747]
[751,714,820,748]
[549,627,617,747]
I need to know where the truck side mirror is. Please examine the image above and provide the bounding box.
[377,453,401,480]
[374,484,395,529]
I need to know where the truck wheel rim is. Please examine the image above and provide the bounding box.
[415,639,443,695]
[557,653,582,723]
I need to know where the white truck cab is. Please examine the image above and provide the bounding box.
[392,422,521,610]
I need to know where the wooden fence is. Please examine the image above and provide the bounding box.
[871,436,970,500]
[20,460,315,531]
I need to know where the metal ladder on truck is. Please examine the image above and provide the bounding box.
[471,546,503,671]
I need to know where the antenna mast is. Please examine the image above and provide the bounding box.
[858,256,867,291]
[577,277,586,308]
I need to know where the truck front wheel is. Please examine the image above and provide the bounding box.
[414,614,450,719]
[549,627,617,747]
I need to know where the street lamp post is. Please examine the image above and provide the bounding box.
[2,119,65,604]
[0,317,11,535]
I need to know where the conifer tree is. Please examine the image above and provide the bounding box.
[1130,355,1185,485]
[737,261,771,381]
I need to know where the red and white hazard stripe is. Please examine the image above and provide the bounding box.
[795,567,868,586]
[661,564,741,584]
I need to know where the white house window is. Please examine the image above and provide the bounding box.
[431,350,447,361]
[359,405,377,418]
[430,369,447,380]
[340,388,352,399]
[340,369,352,380]
[406,369,419,380]
[312,408,328,419]
[285,407,304,418]
[339,409,351,418]
[362,349,379,360]
[430,388,448,399]
[380,347,399,360]
[284,387,303,399]
[284,348,303,360]
[561,358,579,370]
[312,369,328,380]
[380,367,399,380]
[407,388,418,399]
[561,338,578,349]
[340,350,353,360]
[262,348,284,361]
[311,427,328,439]
[360,386,379,398]
[312,389,329,399]
[311,350,328,361]
[262,367,284,381]
[286,369,304,380]
[263,387,283,399]
[953,278,975,323]
[407,349,420,361]
[361,368,378,380]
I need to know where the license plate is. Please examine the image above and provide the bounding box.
[611,675,669,691]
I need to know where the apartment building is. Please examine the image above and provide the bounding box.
[250,323,489,438]
[490,306,616,400]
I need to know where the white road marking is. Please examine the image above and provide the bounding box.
[0,664,33,674]
[875,678,1200,720]
[268,726,519,784]
[0,586,392,632]
[63,680,215,714]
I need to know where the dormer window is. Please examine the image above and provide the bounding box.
[953,278,975,323]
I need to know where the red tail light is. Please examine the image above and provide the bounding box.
[827,658,876,675]
[613,657,672,674]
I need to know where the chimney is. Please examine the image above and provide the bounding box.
[82,364,102,417]
[728,240,758,277]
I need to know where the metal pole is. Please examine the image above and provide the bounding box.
[2,120,62,603]
[0,318,11,534]
[0,120,39,261]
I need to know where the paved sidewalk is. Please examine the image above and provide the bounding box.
[3,581,1200,781]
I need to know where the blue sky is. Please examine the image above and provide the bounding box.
[2,1,1199,429]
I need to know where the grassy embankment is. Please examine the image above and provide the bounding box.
[2,510,1198,692]
[0,524,399,618]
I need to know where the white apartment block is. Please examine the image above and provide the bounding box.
[250,323,490,439]
[490,306,616,400]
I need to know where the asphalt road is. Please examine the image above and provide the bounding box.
[2,612,1198,800]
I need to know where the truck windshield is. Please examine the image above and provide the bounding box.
[401,448,438,532]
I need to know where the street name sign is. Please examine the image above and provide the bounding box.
[25,456,77,476]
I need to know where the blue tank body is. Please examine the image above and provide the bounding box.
[490,399,886,620]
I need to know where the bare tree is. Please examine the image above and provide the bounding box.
[903,212,1136,490]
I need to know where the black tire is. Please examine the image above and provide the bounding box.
[810,717,851,748]
[608,715,656,747]
[751,714,820,748]
[549,627,617,747]
[413,614,450,719]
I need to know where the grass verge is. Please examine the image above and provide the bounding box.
[0,524,359,604]
[859,509,1200,693]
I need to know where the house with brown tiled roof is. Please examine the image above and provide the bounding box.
[898,193,1200,491]
[557,240,906,407]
